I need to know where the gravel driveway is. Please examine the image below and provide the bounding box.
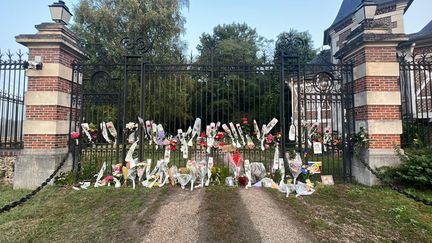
[239,188,316,243]
[143,188,204,243]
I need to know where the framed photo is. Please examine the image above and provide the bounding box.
[313,142,322,154]
[321,175,334,185]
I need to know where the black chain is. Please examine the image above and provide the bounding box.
[0,149,70,213]
[356,155,432,206]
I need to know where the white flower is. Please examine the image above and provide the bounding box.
[126,122,137,130]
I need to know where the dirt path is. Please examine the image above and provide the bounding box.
[239,188,317,243]
[198,186,262,242]
[142,187,204,243]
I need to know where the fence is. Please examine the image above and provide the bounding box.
[399,55,432,147]
[71,51,354,179]
[0,50,27,149]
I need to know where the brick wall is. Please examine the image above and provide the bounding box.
[27,77,72,93]
[29,48,75,68]
[23,134,69,149]
[350,47,397,66]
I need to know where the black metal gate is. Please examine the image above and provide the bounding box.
[399,54,432,147]
[70,38,354,179]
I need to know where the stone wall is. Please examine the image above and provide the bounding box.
[0,150,20,185]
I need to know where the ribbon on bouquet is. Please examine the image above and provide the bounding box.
[272,144,280,173]
[94,162,107,187]
[145,120,153,143]
[260,118,278,151]
[235,123,246,146]
[205,157,213,186]
[323,127,332,152]
[81,123,92,142]
[125,139,139,163]
[106,121,117,144]
[142,159,152,187]
[253,120,261,140]
[244,159,252,189]
[288,117,295,141]
[206,122,217,153]
[147,160,162,188]
[196,160,207,188]
[222,124,236,147]
[187,118,201,146]
[158,149,170,187]
[154,124,169,149]
[245,135,255,149]
[136,117,144,139]
[100,121,112,143]
[187,160,199,191]
[178,129,189,159]
[229,122,241,148]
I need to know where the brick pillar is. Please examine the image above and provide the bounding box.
[14,23,86,189]
[335,33,407,185]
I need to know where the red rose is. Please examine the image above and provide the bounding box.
[216,132,224,140]
[219,142,225,147]
[169,144,176,151]
[200,132,206,138]
[71,132,80,140]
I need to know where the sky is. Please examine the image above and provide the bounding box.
[0,0,430,56]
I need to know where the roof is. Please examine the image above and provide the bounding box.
[408,20,432,41]
[308,49,332,65]
[324,0,413,45]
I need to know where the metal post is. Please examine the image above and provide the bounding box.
[280,54,287,169]
[139,61,146,162]
[122,56,128,166]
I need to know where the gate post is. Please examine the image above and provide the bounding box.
[14,22,87,189]
[332,3,408,185]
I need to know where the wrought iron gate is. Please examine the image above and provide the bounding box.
[70,38,354,179]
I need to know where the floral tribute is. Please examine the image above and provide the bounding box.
[70,116,327,199]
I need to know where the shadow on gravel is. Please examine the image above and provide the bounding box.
[198,186,261,243]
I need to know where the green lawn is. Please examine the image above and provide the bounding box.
[0,184,168,242]
[1,183,431,242]
[268,184,432,243]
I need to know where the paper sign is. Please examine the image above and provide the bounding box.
[308,161,322,174]
[321,175,334,185]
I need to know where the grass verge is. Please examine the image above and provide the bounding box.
[0,184,167,242]
[267,184,432,243]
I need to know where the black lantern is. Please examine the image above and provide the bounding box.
[355,0,377,23]
[49,1,73,25]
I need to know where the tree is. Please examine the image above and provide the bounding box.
[71,0,189,63]
[274,29,316,64]
[72,0,191,130]
[193,23,278,125]
[196,23,269,64]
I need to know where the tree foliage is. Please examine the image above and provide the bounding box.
[196,23,271,64]
[71,0,189,63]
[274,29,316,64]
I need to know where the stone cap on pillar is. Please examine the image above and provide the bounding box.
[334,31,408,59]
[15,22,88,60]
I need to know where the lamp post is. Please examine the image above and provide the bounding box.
[49,1,73,25]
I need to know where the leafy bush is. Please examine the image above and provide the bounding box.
[382,148,432,188]
[54,171,76,186]
[54,163,99,186]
